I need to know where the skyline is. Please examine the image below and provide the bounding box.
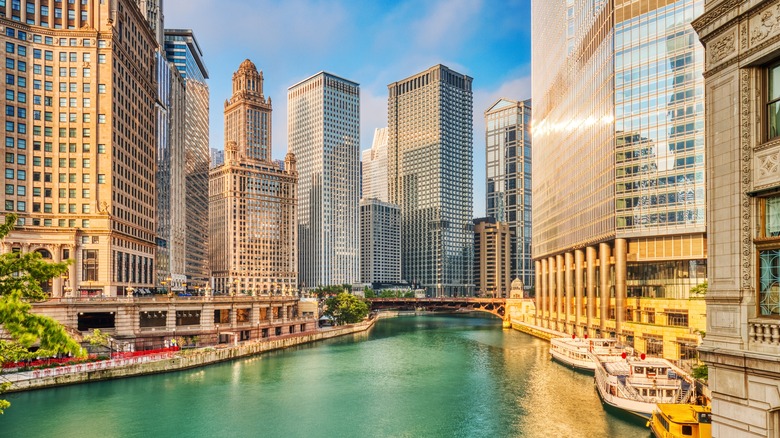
[165,0,532,217]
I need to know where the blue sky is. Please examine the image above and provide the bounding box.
[165,0,532,216]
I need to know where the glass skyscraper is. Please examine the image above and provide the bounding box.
[288,72,360,289]
[164,29,210,290]
[485,98,533,291]
[388,64,474,297]
[532,0,706,360]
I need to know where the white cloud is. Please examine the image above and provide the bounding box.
[411,0,483,49]
[360,89,388,151]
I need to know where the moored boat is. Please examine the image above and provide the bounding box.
[648,404,711,438]
[593,355,695,419]
[549,336,627,372]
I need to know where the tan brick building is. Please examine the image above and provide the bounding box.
[0,0,158,297]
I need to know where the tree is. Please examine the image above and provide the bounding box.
[323,292,369,325]
[690,281,707,297]
[84,328,112,357]
[363,287,375,299]
[692,364,708,382]
[0,214,84,413]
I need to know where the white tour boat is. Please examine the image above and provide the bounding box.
[593,354,695,419]
[549,336,627,372]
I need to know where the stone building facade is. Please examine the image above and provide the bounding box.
[209,61,297,296]
[693,1,780,436]
[0,0,158,297]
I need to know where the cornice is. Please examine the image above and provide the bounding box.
[692,0,748,34]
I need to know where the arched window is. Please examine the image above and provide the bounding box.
[35,248,53,295]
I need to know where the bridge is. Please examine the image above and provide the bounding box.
[367,297,507,320]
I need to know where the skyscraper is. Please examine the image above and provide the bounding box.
[362,127,388,202]
[210,60,297,295]
[138,3,187,293]
[210,148,224,168]
[165,29,210,291]
[388,64,474,297]
[0,0,158,297]
[532,0,706,359]
[473,218,512,298]
[288,72,360,289]
[485,98,532,291]
[360,198,400,284]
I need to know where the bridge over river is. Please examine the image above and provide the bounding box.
[367,297,507,320]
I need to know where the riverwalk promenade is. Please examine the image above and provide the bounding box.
[3,318,377,393]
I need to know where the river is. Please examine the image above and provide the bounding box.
[2,314,647,437]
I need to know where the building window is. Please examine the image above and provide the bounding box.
[769,63,780,140]
[758,196,780,317]
[666,310,689,327]
[83,250,98,281]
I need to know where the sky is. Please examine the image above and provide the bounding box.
[165,0,532,217]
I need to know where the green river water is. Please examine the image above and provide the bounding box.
[2,314,647,438]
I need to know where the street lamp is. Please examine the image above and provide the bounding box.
[125,286,134,298]
[165,276,172,297]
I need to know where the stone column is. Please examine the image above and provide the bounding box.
[548,256,556,328]
[615,238,627,335]
[67,245,77,297]
[586,246,596,335]
[166,305,176,335]
[535,260,542,324]
[599,242,611,334]
[574,249,584,332]
[540,258,548,327]
[52,244,62,298]
[564,252,574,332]
[556,254,564,330]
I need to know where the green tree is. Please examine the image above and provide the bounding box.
[84,328,112,357]
[363,287,375,299]
[323,292,369,325]
[0,214,84,413]
[692,364,708,382]
[379,289,397,298]
[690,281,708,297]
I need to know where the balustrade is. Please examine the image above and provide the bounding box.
[749,319,780,352]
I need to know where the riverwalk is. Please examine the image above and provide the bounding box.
[3,318,377,392]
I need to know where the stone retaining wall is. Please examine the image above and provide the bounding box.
[5,319,375,392]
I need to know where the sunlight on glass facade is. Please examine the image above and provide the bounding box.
[485,98,533,290]
[531,0,707,344]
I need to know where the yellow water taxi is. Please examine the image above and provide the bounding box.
[648,403,711,438]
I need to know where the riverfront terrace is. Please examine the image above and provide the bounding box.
[31,295,316,350]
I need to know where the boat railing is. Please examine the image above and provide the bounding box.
[627,375,682,388]
[618,378,642,400]
[676,382,696,404]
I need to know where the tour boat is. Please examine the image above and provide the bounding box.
[593,355,695,419]
[549,336,626,372]
[648,403,712,438]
